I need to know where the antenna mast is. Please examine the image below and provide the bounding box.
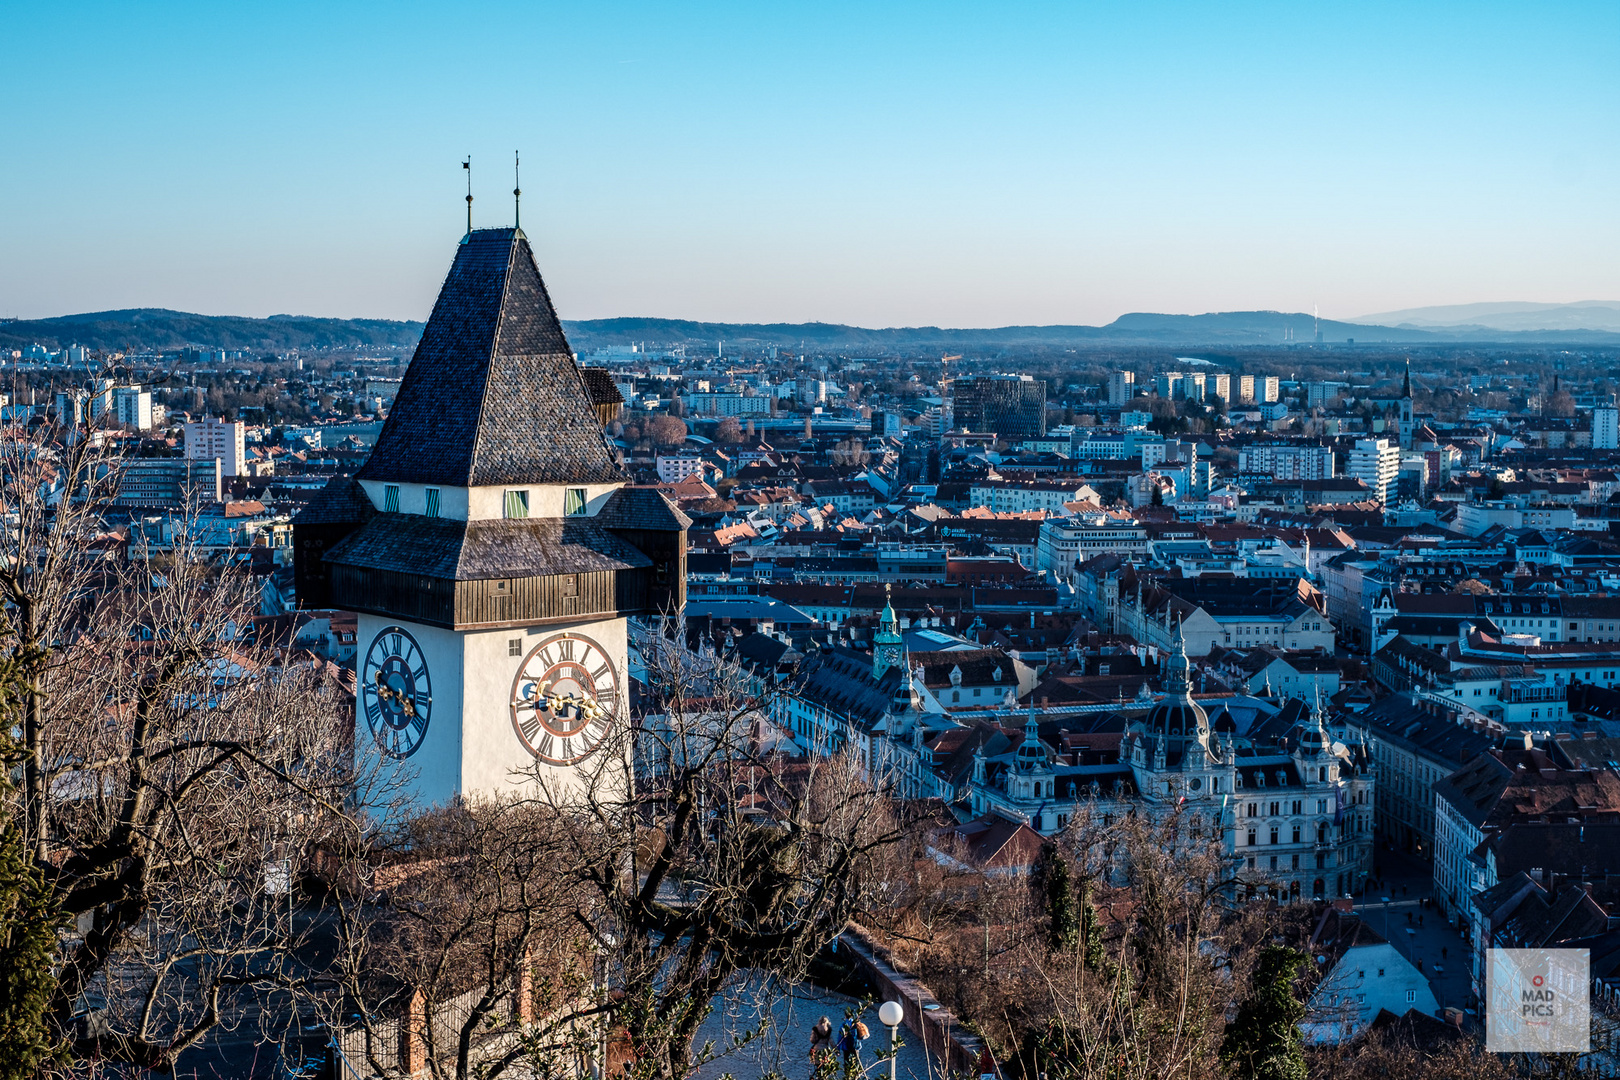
[513,151,521,230]
[463,156,473,236]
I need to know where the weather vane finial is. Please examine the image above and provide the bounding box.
[462,156,474,236]
[513,150,521,231]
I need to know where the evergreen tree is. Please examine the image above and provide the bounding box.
[0,673,59,1079]
[1079,880,1105,972]
[1044,847,1079,952]
[1220,945,1308,1080]
[1130,868,1174,1001]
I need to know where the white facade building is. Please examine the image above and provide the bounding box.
[1237,444,1335,480]
[1347,439,1399,506]
[184,418,246,477]
[1594,407,1619,450]
[113,386,154,430]
[656,454,706,484]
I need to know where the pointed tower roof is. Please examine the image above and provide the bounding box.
[1298,683,1333,753]
[358,228,625,488]
[876,584,901,643]
[1402,358,1412,400]
[1143,617,1207,741]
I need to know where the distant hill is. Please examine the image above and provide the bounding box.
[560,311,1413,350]
[5,305,1618,356]
[1352,300,1620,333]
[0,308,424,353]
[563,311,1620,350]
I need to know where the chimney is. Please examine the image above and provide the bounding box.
[1523,731,1534,751]
[401,989,428,1078]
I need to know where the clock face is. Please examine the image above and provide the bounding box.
[361,625,432,759]
[509,631,619,765]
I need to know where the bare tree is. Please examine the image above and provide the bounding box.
[317,616,898,1080]
[0,414,369,1071]
[313,798,594,1080]
[556,619,899,1080]
[646,415,689,449]
[867,798,1290,1080]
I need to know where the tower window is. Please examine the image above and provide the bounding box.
[565,487,588,516]
[425,487,441,518]
[504,490,529,519]
[509,638,522,656]
[383,485,400,513]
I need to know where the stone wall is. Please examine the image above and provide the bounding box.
[840,923,992,1077]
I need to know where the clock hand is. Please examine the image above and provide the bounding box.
[372,679,417,718]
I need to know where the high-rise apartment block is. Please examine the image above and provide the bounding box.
[1108,371,1136,405]
[1348,438,1400,505]
[184,418,247,477]
[1596,407,1619,450]
[1236,375,1281,404]
[952,375,1047,439]
[114,386,153,430]
[1237,444,1336,480]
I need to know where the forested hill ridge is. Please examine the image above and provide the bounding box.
[566,312,1620,348]
[0,309,425,353]
[6,306,1620,354]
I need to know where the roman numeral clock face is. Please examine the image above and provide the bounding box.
[361,626,432,759]
[510,632,619,765]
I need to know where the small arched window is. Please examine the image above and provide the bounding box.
[952,690,960,703]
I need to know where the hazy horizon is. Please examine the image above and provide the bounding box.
[14,298,1620,333]
[4,2,1616,327]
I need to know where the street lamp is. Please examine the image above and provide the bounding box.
[878,1000,905,1080]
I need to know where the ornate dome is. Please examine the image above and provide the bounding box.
[1144,619,1209,739]
[1146,695,1209,738]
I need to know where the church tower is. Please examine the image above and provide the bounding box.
[294,228,688,805]
[873,585,904,678]
[1398,359,1415,450]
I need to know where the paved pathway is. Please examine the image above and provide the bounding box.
[694,977,945,1080]
[1354,845,1475,1013]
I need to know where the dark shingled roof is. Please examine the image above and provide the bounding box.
[324,514,650,581]
[293,476,376,525]
[357,228,626,488]
[580,366,624,407]
[594,486,693,531]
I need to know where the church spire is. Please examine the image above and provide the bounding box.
[1164,614,1191,696]
[873,584,904,679]
[1017,703,1044,771]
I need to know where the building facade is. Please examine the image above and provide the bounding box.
[952,375,1047,439]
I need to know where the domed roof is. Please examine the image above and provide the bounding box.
[1295,687,1334,752]
[1144,619,1208,738]
[1146,695,1209,738]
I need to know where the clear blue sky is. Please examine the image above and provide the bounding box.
[3,1,1616,327]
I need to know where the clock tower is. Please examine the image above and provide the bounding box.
[294,227,688,805]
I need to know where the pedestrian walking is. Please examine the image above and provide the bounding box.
[838,1018,867,1070]
[810,1017,833,1063]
